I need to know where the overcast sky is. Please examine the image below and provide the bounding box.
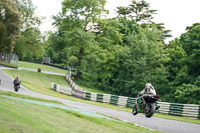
[32,0,200,42]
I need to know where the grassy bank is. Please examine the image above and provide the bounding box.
[3,69,200,125]
[18,61,109,94]
[0,96,160,133]
[0,62,18,68]
[18,61,67,73]
[3,69,70,95]
[2,69,130,111]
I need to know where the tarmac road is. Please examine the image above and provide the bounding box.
[0,67,200,133]
[18,67,66,76]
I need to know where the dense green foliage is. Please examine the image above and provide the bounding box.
[116,0,171,41]
[0,0,46,60]
[1,0,200,104]
[46,0,173,99]
[0,0,22,52]
[165,23,200,104]
[116,0,156,23]
[107,26,170,96]
[14,0,46,61]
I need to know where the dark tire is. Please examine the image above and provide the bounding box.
[14,86,19,92]
[132,105,138,115]
[145,103,155,118]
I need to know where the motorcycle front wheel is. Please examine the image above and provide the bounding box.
[14,86,18,92]
[145,103,155,118]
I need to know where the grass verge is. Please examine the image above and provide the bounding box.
[0,90,62,104]
[18,61,67,73]
[3,69,200,125]
[0,96,160,133]
[153,113,200,124]
[0,62,18,68]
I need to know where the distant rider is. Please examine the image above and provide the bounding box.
[138,83,160,110]
[13,77,21,88]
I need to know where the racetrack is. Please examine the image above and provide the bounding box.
[0,67,200,133]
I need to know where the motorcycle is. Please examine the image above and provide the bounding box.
[14,82,20,92]
[132,95,160,118]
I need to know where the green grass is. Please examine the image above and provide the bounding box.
[18,61,67,73]
[3,69,70,95]
[0,96,161,133]
[153,113,200,125]
[3,69,200,125]
[74,78,111,94]
[0,90,62,104]
[0,62,18,68]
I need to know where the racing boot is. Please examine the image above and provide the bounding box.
[156,106,160,110]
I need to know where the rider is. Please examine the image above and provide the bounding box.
[138,83,160,110]
[13,77,21,87]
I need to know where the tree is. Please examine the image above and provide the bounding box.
[14,0,45,61]
[63,29,96,79]
[116,17,139,45]
[45,31,66,64]
[49,0,109,78]
[159,38,188,102]
[175,84,200,104]
[14,28,45,61]
[68,56,78,68]
[0,0,22,52]
[62,0,108,32]
[116,0,156,24]
[0,22,7,49]
[180,23,200,55]
[111,26,170,96]
[17,0,43,30]
[154,23,172,40]
[96,19,124,46]
[180,23,200,81]
[116,0,171,41]
[166,39,188,85]
[94,45,129,93]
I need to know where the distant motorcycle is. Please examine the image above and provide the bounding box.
[132,95,160,118]
[14,82,20,92]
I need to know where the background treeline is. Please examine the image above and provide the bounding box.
[0,0,199,104]
[0,0,46,61]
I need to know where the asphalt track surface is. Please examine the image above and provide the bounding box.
[18,67,66,76]
[0,67,200,133]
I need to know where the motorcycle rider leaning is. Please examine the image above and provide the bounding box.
[138,83,160,110]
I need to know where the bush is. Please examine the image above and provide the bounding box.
[69,56,78,68]
[175,84,200,104]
